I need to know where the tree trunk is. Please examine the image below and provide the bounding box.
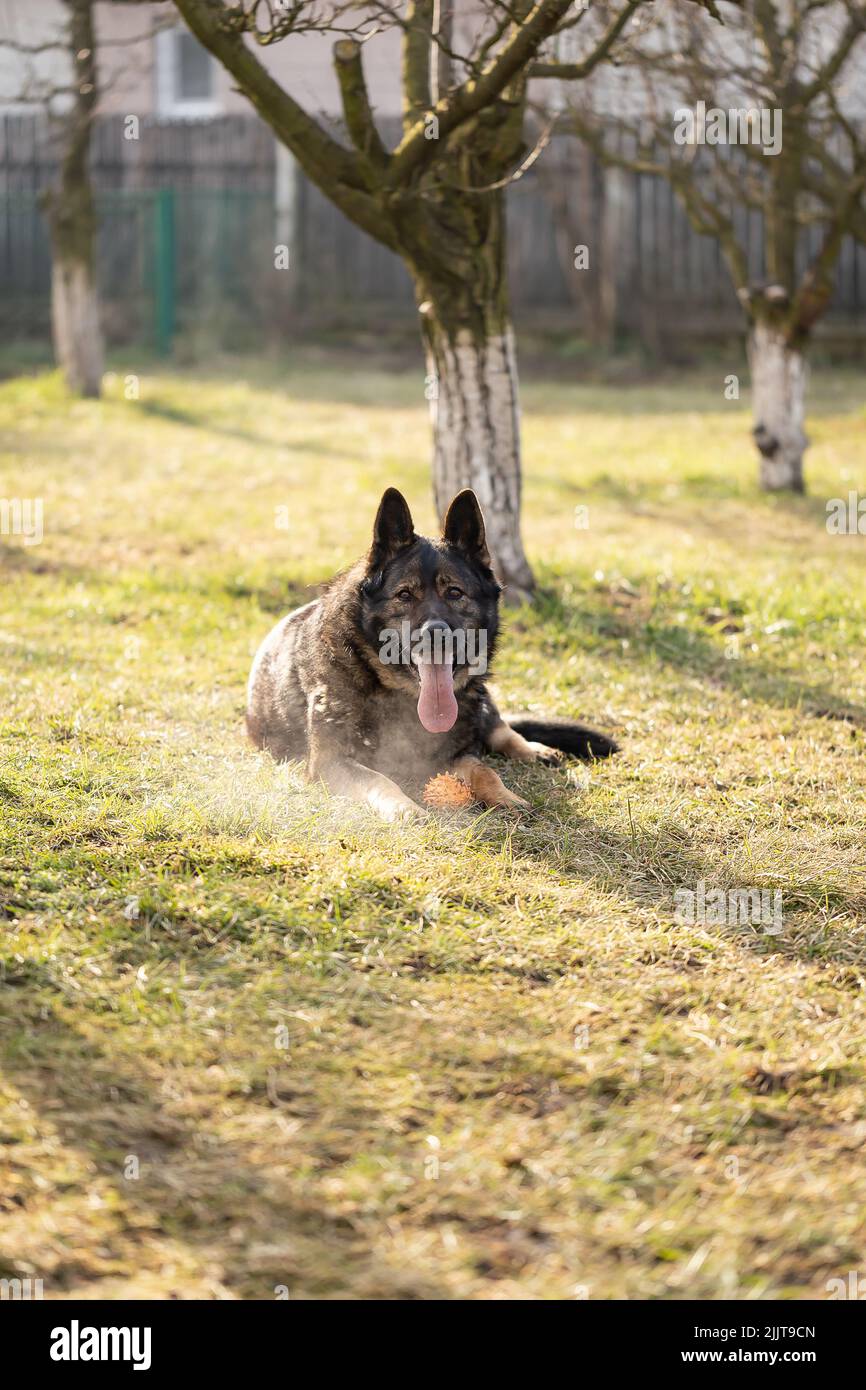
[45,0,103,399]
[747,321,807,493]
[50,252,103,397]
[422,317,533,601]
[408,171,535,602]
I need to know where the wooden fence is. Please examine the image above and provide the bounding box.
[1,113,864,353]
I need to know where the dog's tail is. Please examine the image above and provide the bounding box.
[506,716,619,760]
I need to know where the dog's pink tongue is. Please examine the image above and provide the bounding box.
[417,658,458,733]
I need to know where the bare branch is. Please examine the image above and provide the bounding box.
[388,0,576,187]
[530,0,644,78]
[169,0,396,249]
[333,37,391,179]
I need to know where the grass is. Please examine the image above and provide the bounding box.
[1,351,865,1300]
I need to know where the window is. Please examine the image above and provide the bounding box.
[155,27,219,117]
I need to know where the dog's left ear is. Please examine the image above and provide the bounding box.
[368,487,416,572]
[442,490,491,566]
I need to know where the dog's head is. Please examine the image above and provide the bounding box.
[358,488,501,732]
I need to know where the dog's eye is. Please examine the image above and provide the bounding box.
[445,586,464,600]
[396,588,414,602]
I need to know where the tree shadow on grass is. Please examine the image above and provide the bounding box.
[523,394,866,419]
[0,544,98,584]
[498,784,866,976]
[500,591,864,968]
[222,574,320,617]
[533,471,840,535]
[535,587,866,729]
[641,625,865,728]
[0,960,450,1300]
[132,398,358,458]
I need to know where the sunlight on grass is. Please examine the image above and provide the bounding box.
[0,355,865,1298]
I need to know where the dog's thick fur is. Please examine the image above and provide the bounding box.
[246,488,617,820]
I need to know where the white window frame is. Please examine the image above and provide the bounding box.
[155,26,220,118]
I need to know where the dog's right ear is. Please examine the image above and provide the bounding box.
[442,489,491,567]
[367,488,415,574]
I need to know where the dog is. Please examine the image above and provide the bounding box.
[246,487,617,821]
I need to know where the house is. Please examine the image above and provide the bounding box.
[0,0,403,119]
[1,1,863,349]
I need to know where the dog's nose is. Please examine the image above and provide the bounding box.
[415,616,453,668]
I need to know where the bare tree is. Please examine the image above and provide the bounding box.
[559,0,866,493]
[165,0,703,598]
[45,0,104,398]
[2,0,105,395]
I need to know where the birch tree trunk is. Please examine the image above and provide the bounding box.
[45,0,103,399]
[50,249,103,398]
[408,174,535,603]
[423,319,533,601]
[747,320,807,493]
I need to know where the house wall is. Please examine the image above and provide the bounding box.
[0,0,403,118]
[5,2,864,126]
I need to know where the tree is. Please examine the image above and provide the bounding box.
[2,0,105,396]
[560,0,866,493]
[46,0,104,399]
[166,0,672,598]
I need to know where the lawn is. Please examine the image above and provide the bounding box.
[1,351,865,1300]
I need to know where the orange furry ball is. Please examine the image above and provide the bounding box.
[423,772,474,809]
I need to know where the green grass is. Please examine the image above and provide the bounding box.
[1,352,865,1300]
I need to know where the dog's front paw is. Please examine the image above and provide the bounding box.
[370,789,426,823]
[495,787,533,814]
[527,741,563,766]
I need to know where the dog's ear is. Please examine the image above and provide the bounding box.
[367,488,415,572]
[442,490,491,567]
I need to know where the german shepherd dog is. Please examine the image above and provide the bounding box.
[246,488,617,821]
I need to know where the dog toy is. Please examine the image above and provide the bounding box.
[423,772,473,809]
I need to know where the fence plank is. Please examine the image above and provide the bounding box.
[1,112,863,348]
